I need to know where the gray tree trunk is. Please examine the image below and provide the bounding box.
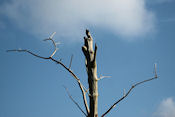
[82,30,98,117]
[7,30,158,117]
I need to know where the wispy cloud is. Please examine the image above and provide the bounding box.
[153,97,175,117]
[0,0,155,41]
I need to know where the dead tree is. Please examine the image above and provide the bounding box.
[7,30,158,117]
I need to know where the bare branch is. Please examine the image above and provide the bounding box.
[101,75,158,117]
[69,54,73,69]
[7,48,90,114]
[50,32,56,39]
[43,33,58,57]
[123,89,126,97]
[63,86,87,116]
[154,63,158,78]
[7,49,49,59]
[98,75,111,81]
[7,34,90,114]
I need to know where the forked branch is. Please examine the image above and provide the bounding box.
[101,72,159,117]
[7,33,89,115]
[63,86,87,116]
[43,32,59,57]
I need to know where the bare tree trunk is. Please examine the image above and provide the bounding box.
[7,30,158,117]
[82,30,98,117]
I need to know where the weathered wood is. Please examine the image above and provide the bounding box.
[82,30,98,117]
[7,30,158,117]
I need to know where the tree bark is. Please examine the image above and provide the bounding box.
[82,30,98,117]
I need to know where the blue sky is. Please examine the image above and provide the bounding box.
[0,0,175,117]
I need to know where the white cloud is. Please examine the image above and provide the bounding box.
[0,0,155,41]
[153,97,175,117]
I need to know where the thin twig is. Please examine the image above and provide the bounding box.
[98,75,111,81]
[69,54,73,69]
[101,76,158,117]
[154,63,158,78]
[50,57,89,114]
[7,49,49,59]
[7,35,90,114]
[63,86,87,116]
[43,32,58,57]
